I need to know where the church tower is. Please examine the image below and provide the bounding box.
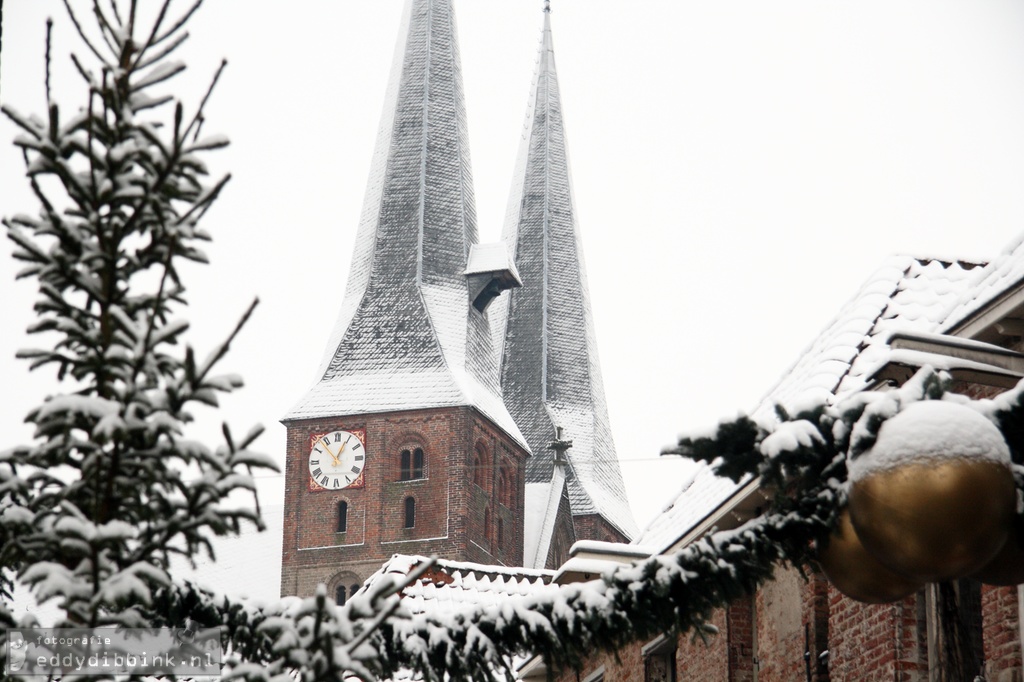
[494,4,639,569]
[279,0,528,600]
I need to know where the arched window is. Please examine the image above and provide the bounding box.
[497,517,504,546]
[336,501,348,533]
[473,444,488,488]
[495,471,507,501]
[404,497,416,528]
[330,571,361,607]
[400,447,425,480]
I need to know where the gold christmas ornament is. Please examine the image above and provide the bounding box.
[971,516,1024,586]
[818,509,923,604]
[848,400,1015,582]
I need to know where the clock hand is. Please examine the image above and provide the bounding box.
[337,435,352,455]
[318,439,340,466]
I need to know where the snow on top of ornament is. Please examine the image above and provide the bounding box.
[848,400,1010,482]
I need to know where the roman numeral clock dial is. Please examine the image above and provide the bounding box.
[308,429,366,491]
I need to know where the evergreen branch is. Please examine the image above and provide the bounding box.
[184,58,227,143]
[130,0,175,71]
[135,30,189,73]
[108,0,124,26]
[176,172,230,225]
[90,0,122,60]
[61,0,107,64]
[193,297,259,385]
[45,19,54,104]
[150,0,204,51]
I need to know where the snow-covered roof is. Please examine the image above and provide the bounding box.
[632,465,747,554]
[364,554,557,617]
[284,0,525,449]
[494,9,637,542]
[465,242,521,280]
[638,255,985,556]
[752,255,981,422]
[170,505,283,604]
[523,470,567,569]
[944,232,1024,332]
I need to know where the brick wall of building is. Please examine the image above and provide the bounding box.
[752,567,830,681]
[573,514,631,546]
[825,591,926,681]
[677,608,730,680]
[728,597,756,682]
[280,406,527,597]
[560,640,646,682]
[982,585,1022,681]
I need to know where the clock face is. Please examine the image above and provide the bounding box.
[308,430,366,490]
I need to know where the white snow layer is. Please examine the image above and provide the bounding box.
[848,400,1010,482]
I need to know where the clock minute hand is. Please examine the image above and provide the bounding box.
[318,439,339,466]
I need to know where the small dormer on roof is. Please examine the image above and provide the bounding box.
[465,242,522,313]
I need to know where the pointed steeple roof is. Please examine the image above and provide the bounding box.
[285,0,524,448]
[497,7,638,551]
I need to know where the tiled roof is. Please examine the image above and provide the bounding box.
[631,465,745,554]
[172,505,284,604]
[284,0,524,448]
[495,9,637,543]
[365,554,558,617]
[943,232,1024,332]
[752,256,981,422]
[639,256,983,555]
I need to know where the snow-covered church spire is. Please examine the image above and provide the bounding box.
[284,0,523,446]
[496,5,638,564]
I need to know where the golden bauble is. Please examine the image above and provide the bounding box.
[848,400,1015,582]
[850,460,1014,581]
[971,516,1024,586]
[818,509,924,604]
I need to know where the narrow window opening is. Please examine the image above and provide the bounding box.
[337,501,348,533]
[498,517,504,546]
[413,447,424,478]
[335,585,346,605]
[404,497,416,528]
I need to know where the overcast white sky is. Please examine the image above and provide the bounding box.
[4,1,1024,531]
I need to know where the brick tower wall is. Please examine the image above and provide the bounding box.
[280,406,527,598]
